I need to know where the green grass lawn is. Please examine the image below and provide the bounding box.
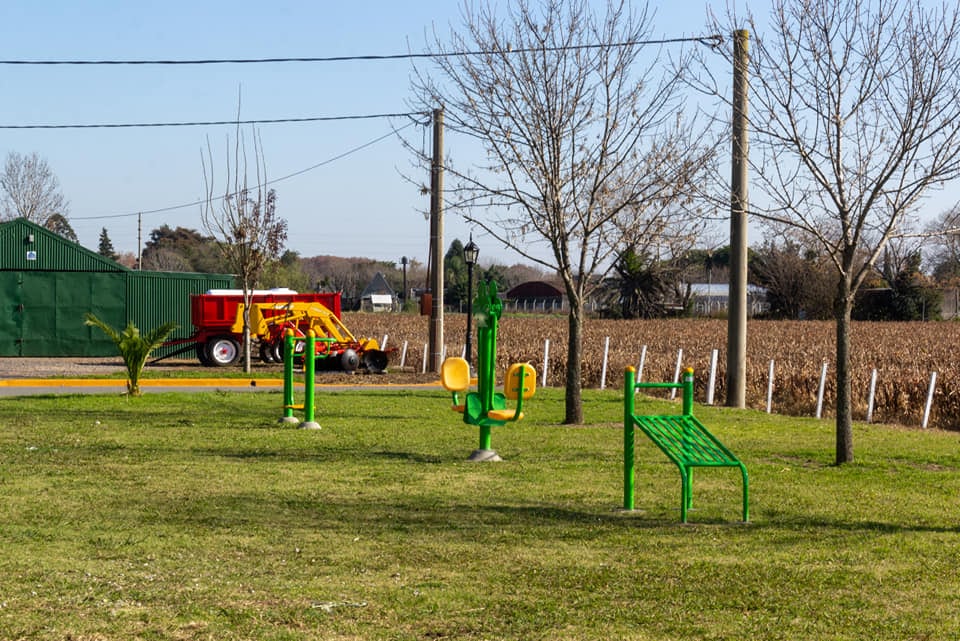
[2,387,960,640]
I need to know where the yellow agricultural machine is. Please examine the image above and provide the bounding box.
[239,300,390,373]
[172,290,390,371]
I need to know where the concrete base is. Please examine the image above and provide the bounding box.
[279,416,301,425]
[467,449,502,462]
[298,421,322,430]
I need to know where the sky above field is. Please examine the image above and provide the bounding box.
[1,0,954,269]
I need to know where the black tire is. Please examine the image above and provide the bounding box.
[340,349,360,372]
[361,349,389,373]
[206,336,240,367]
[196,342,213,366]
[259,342,276,363]
[271,341,284,364]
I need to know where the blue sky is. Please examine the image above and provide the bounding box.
[0,0,749,267]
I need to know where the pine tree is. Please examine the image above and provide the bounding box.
[98,227,119,261]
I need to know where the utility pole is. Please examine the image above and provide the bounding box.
[428,108,445,373]
[137,212,143,270]
[727,29,749,409]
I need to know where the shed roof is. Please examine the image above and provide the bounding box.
[505,280,564,299]
[0,217,128,272]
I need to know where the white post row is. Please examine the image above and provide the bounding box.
[541,338,550,387]
[866,368,877,423]
[766,359,775,414]
[600,336,610,390]
[816,362,828,419]
[922,371,938,429]
[637,345,647,384]
[706,348,718,406]
[670,348,683,400]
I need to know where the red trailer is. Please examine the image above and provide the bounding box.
[168,289,344,366]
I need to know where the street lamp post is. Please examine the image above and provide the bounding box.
[463,237,480,367]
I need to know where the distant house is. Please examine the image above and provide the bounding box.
[504,281,566,313]
[359,272,396,312]
[687,283,768,317]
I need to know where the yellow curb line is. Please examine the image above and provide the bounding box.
[0,378,442,388]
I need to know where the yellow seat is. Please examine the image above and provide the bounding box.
[486,362,536,422]
[440,357,471,412]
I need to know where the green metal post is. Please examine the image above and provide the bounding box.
[624,366,637,510]
[479,425,492,451]
[303,331,316,424]
[682,367,694,512]
[682,367,694,415]
[282,330,295,421]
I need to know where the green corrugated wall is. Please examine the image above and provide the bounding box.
[1,218,233,357]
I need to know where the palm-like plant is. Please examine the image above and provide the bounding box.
[84,314,178,396]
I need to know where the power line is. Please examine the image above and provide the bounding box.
[0,36,724,66]
[70,120,419,221]
[0,111,428,130]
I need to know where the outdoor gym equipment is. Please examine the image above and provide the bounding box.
[279,329,329,429]
[441,280,536,461]
[624,366,749,523]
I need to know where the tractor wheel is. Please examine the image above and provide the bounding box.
[271,341,284,364]
[340,349,360,372]
[259,342,276,363]
[206,336,240,367]
[361,349,389,373]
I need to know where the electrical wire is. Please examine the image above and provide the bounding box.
[0,112,428,130]
[69,119,420,221]
[0,36,724,66]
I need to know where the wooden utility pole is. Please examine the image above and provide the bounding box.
[727,29,749,408]
[428,108,445,373]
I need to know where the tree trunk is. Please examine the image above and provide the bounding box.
[242,283,253,374]
[564,299,584,424]
[835,278,854,464]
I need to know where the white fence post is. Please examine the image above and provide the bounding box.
[422,343,428,374]
[637,345,647,384]
[671,348,683,400]
[381,334,388,350]
[706,348,718,405]
[400,340,408,368]
[866,368,877,423]
[816,362,828,419]
[541,338,550,387]
[766,359,775,414]
[600,336,610,390]
[922,371,937,429]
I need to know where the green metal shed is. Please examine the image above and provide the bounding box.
[0,218,234,357]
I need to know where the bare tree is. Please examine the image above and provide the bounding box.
[410,0,717,423]
[924,204,960,283]
[202,126,287,372]
[1,151,70,224]
[699,0,960,463]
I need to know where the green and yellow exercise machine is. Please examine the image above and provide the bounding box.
[441,281,536,461]
[279,328,332,430]
[624,366,749,523]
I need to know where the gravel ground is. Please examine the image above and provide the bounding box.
[0,357,440,385]
[0,357,128,378]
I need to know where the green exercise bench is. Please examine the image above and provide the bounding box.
[624,366,749,523]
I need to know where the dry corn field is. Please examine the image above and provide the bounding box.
[346,312,960,431]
